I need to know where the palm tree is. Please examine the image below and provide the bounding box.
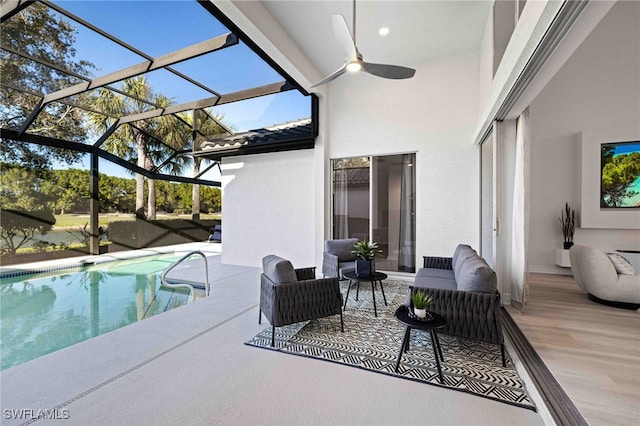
[190,110,228,218]
[165,109,228,218]
[89,76,186,220]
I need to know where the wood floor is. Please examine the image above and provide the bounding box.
[506,273,640,426]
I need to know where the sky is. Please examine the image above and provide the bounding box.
[610,141,640,156]
[49,0,310,178]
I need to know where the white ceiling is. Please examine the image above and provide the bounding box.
[261,0,493,79]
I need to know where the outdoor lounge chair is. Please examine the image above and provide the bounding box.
[208,225,221,242]
[259,254,344,346]
[322,238,358,279]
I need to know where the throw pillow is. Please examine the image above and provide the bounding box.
[606,253,636,275]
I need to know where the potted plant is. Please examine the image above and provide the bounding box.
[351,240,382,276]
[410,290,434,319]
[559,202,577,249]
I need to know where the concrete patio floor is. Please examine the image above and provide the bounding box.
[1,245,544,425]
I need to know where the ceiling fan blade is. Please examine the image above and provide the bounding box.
[311,63,348,88]
[332,14,357,61]
[361,61,416,79]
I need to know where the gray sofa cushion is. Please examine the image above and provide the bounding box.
[453,245,477,280]
[417,267,455,280]
[456,256,497,293]
[262,255,298,284]
[325,238,358,262]
[414,275,457,291]
[452,244,474,265]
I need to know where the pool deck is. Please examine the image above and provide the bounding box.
[0,243,545,425]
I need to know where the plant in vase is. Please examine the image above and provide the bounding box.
[351,240,382,276]
[559,202,577,249]
[410,290,434,319]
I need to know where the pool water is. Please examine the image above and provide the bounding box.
[0,254,190,370]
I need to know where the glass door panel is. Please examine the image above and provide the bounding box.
[372,154,415,272]
[481,131,495,267]
[332,154,415,273]
[332,157,370,240]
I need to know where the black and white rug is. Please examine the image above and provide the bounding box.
[246,280,536,411]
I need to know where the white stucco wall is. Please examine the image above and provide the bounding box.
[326,51,482,260]
[221,150,316,268]
[528,0,640,274]
[221,50,482,270]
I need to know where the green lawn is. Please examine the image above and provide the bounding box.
[53,213,221,228]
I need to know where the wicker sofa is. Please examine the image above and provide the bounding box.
[411,244,506,366]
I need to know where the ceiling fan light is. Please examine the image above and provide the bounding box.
[346,61,362,72]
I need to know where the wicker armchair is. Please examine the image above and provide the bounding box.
[322,238,358,279]
[411,253,506,367]
[259,254,344,346]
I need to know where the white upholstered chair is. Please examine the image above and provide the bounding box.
[569,245,640,310]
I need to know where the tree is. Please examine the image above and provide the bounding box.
[89,76,186,220]
[0,2,95,169]
[0,209,55,255]
[0,164,55,212]
[601,151,640,207]
[42,168,90,214]
[201,187,222,213]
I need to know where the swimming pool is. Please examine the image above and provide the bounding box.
[0,254,192,371]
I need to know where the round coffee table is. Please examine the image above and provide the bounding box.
[394,305,447,383]
[342,271,388,317]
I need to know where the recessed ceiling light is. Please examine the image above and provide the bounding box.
[378,27,390,36]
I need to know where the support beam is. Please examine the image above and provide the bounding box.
[0,128,221,187]
[0,0,33,23]
[118,81,297,125]
[18,32,238,135]
[89,151,100,255]
[45,0,222,98]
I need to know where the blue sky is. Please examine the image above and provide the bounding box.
[52,1,310,178]
[611,141,640,155]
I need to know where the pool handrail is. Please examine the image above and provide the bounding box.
[161,251,210,301]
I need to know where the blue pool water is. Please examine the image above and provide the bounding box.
[0,254,190,370]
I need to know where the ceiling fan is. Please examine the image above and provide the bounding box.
[311,0,416,87]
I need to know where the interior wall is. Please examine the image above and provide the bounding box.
[326,51,481,261]
[528,0,640,274]
[221,150,316,268]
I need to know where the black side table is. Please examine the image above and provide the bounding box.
[394,305,447,383]
[342,271,388,317]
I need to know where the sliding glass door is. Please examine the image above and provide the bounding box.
[332,154,415,273]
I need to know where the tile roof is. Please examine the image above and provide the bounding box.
[195,118,313,160]
[333,168,370,185]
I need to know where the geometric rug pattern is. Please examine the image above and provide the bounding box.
[246,280,536,411]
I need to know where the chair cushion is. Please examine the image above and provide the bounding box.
[607,253,636,275]
[325,238,358,262]
[456,256,497,293]
[338,261,356,278]
[262,255,297,284]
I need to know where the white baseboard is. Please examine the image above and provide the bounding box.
[501,291,512,306]
[529,264,573,276]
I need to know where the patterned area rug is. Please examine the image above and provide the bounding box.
[246,279,536,411]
